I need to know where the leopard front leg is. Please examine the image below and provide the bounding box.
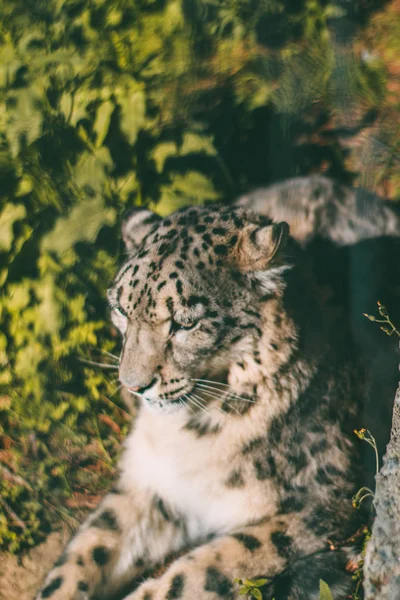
[36,488,187,600]
[125,514,321,600]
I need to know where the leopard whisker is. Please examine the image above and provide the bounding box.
[194,382,257,404]
[97,349,120,362]
[185,393,210,415]
[78,358,119,370]
[193,378,232,388]
[109,384,124,398]
[193,386,224,401]
[185,394,206,412]
[179,398,194,414]
[193,388,242,416]
[191,391,232,417]
[193,379,258,403]
[103,390,132,418]
[190,392,215,414]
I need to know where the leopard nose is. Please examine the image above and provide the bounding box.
[127,385,141,392]
[124,377,158,394]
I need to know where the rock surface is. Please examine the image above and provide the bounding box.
[364,371,400,599]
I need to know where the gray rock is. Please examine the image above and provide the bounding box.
[364,353,400,599]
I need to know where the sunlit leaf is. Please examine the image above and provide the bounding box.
[41,196,116,255]
[152,141,178,173]
[0,203,26,251]
[60,92,73,122]
[163,0,185,33]
[94,101,115,148]
[15,176,33,197]
[319,580,334,600]
[5,88,44,157]
[115,81,146,146]
[247,579,268,587]
[155,172,220,215]
[180,132,216,157]
[34,274,61,334]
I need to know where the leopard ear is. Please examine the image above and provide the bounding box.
[234,221,289,272]
[122,208,161,252]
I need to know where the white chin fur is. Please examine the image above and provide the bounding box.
[142,397,184,414]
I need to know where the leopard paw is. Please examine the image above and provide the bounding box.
[36,565,90,600]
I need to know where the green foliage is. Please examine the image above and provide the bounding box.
[234,577,269,599]
[319,579,334,600]
[0,0,398,553]
[234,576,335,598]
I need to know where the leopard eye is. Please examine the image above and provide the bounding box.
[170,319,199,334]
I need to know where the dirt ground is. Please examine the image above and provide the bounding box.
[0,531,67,600]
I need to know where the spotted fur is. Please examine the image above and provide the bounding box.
[36,200,370,600]
[239,175,400,461]
[237,175,400,246]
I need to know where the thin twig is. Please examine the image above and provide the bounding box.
[0,463,33,491]
[0,497,27,530]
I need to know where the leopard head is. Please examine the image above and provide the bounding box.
[107,205,290,412]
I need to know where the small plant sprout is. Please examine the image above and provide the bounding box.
[234,577,269,599]
[352,429,379,508]
[352,485,374,509]
[350,526,371,600]
[353,429,379,476]
[363,301,400,337]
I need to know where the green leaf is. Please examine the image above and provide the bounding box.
[152,141,178,173]
[163,0,185,33]
[5,88,44,157]
[34,274,61,334]
[41,195,115,255]
[320,579,334,600]
[115,81,146,146]
[15,176,33,197]
[59,92,73,122]
[151,133,216,174]
[155,172,220,215]
[247,579,268,587]
[0,203,26,251]
[94,101,115,148]
[68,88,99,127]
[251,589,262,600]
[180,132,216,157]
[74,147,113,191]
[4,283,30,311]
[0,44,23,89]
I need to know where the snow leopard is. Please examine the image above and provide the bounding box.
[238,175,400,458]
[36,177,400,600]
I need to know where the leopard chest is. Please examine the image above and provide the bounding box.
[121,409,279,539]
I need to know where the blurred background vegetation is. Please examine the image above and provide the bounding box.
[0,0,399,554]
